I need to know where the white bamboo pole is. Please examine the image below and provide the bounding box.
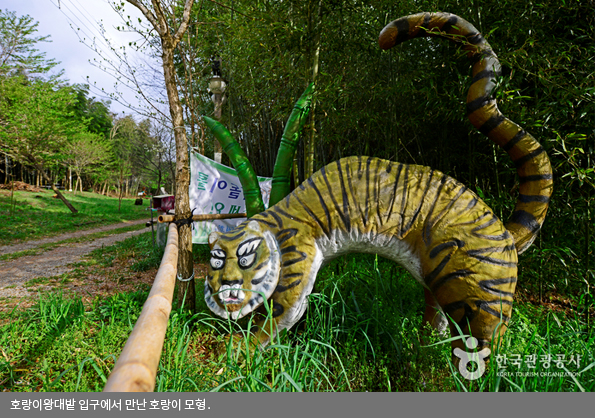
[103,223,179,392]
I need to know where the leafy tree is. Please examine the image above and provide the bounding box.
[0,9,60,77]
[109,116,136,210]
[65,132,109,195]
[130,118,175,194]
[0,76,83,213]
[69,84,113,139]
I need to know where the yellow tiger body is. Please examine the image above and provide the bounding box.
[207,157,517,350]
[205,12,552,354]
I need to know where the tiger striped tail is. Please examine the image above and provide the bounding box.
[379,12,553,254]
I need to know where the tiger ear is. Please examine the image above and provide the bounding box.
[208,231,220,248]
[246,220,261,233]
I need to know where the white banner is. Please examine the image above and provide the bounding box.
[189,151,272,244]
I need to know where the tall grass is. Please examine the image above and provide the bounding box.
[1,237,593,391]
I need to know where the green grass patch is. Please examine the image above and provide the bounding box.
[82,231,164,272]
[1,248,593,392]
[0,189,150,245]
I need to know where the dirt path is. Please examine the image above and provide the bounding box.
[0,218,151,256]
[0,219,153,299]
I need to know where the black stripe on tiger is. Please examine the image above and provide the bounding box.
[430,269,474,293]
[276,228,298,246]
[272,301,284,318]
[509,210,541,233]
[275,279,302,293]
[401,169,434,236]
[386,163,404,224]
[473,229,511,242]
[465,196,479,212]
[286,194,330,237]
[424,252,454,284]
[518,194,551,203]
[467,245,517,267]
[334,159,352,232]
[422,174,453,245]
[476,299,512,321]
[513,147,545,169]
[364,158,372,223]
[251,261,268,272]
[281,272,303,280]
[470,69,496,85]
[252,218,278,228]
[398,165,410,234]
[251,276,266,285]
[346,158,368,228]
[221,279,242,286]
[519,174,553,184]
[439,14,459,34]
[467,96,495,114]
[471,212,498,231]
[281,249,308,268]
[321,164,351,232]
[268,210,284,228]
[429,239,465,259]
[280,245,300,255]
[467,32,485,45]
[502,129,526,151]
[478,277,517,298]
[479,114,506,136]
[372,158,384,226]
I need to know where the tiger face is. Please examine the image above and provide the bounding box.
[205,220,281,320]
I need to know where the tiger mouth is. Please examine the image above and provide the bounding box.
[219,284,246,306]
[221,296,243,304]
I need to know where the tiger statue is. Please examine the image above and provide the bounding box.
[204,12,553,354]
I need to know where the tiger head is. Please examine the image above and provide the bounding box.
[205,220,281,320]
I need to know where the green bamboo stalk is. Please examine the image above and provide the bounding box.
[269,83,315,206]
[203,116,265,217]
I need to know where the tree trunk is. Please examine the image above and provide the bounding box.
[37,165,78,213]
[304,0,322,177]
[119,169,124,212]
[4,154,8,184]
[163,41,195,312]
[126,0,196,312]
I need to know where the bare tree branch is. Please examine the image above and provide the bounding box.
[127,0,161,33]
[173,0,195,47]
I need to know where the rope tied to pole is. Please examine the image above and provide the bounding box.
[173,208,196,228]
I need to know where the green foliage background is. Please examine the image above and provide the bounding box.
[170,0,593,297]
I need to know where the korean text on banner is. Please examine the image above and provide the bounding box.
[189,151,272,244]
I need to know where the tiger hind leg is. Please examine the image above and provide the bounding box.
[423,287,449,334]
[431,268,517,356]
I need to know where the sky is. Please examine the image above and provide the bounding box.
[2,0,156,116]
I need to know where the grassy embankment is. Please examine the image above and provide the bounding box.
[0,188,150,246]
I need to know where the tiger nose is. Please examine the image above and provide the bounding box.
[221,279,243,286]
